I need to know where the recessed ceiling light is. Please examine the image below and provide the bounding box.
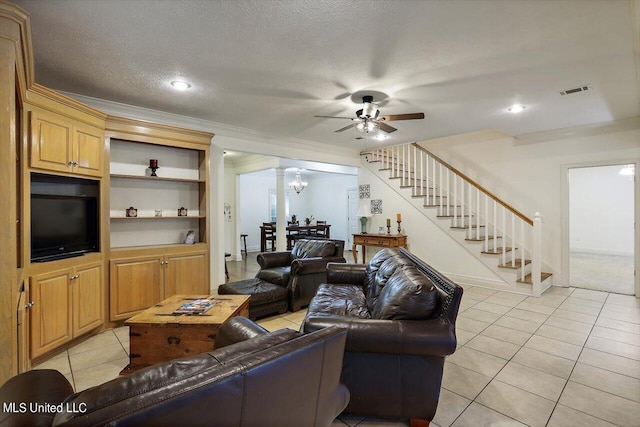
[170,80,191,90]
[507,104,526,113]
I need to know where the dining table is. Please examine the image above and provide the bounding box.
[259,223,331,252]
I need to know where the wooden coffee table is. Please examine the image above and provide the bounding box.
[121,294,250,374]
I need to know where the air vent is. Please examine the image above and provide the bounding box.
[559,86,591,96]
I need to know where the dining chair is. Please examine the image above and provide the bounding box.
[263,222,276,251]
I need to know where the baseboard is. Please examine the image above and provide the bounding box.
[443,272,534,295]
[570,248,634,257]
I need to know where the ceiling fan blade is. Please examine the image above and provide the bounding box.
[314,115,354,120]
[335,123,357,132]
[378,122,397,133]
[380,113,425,121]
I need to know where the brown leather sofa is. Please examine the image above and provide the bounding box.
[256,238,346,311]
[302,248,463,425]
[0,318,349,427]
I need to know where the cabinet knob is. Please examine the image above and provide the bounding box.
[25,301,35,309]
[70,275,79,280]
[68,161,74,166]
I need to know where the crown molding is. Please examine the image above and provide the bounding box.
[514,116,640,145]
[61,91,361,163]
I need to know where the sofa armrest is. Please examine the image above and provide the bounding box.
[214,316,270,349]
[303,314,456,357]
[257,251,293,269]
[326,262,367,286]
[0,369,74,427]
[291,256,347,275]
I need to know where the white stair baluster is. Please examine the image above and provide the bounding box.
[484,193,489,250]
[493,200,498,258]
[475,186,480,240]
[511,213,516,266]
[520,220,525,280]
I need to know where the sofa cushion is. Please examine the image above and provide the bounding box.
[292,239,335,259]
[371,265,439,320]
[366,252,413,310]
[255,266,291,287]
[307,284,371,318]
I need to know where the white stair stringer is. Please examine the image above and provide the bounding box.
[362,144,553,296]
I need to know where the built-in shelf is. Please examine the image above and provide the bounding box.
[110,174,204,183]
[110,216,205,220]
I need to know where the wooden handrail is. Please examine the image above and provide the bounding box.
[410,143,533,226]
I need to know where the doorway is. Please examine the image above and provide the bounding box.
[568,164,635,294]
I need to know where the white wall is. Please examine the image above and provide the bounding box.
[235,169,356,252]
[419,127,640,285]
[238,171,275,251]
[304,173,358,243]
[361,165,505,286]
[569,165,635,256]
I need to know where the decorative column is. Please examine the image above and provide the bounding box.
[275,168,287,251]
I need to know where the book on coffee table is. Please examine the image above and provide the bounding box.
[173,298,217,315]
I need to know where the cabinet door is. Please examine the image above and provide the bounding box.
[30,110,72,173]
[30,269,72,358]
[73,125,104,177]
[72,262,103,336]
[110,256,163,321]
[164,252,208,296]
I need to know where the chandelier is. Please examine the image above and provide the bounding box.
[289,170,308,194]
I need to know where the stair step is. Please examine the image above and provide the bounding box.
[465,235,500,241]
[481,247,514,255]
[517,272,553,284]
[425,204,461,208]
[411,193,440,198]
[451,225,486,229]
[499,259,531,269]
[438,214,473,218]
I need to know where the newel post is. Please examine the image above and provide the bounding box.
[532,212,543,297]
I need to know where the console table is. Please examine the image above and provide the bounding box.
[352,233,408,263]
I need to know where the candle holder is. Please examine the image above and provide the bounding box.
[397,221,402,235]
[386,225,391,235]
[149,159,159,177]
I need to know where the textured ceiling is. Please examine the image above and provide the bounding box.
[13,0,640,150]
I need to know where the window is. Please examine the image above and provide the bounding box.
[269,189,290,222]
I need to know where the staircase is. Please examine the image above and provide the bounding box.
[363,142,553,296]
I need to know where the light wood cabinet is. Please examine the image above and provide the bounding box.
[109,248,208,321]
[165,252,208,296]
[29,261,103,358]
[30,109,104,177]
[109,255,164,321]
[72,262,104,336]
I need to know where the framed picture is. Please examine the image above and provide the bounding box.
[359,184,370,199]
[371,199,382,214]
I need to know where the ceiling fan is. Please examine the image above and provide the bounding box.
[315,95,424,134]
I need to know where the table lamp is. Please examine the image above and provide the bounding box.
[357,205,372,234]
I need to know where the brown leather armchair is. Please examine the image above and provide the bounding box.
[302,248,463,426]
[0,318,349,427]
[256,238,346,311]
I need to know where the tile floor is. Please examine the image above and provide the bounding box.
[33,253,640,426]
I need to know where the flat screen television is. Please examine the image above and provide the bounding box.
[31,194,99,262]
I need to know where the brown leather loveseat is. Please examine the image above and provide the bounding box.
[255,238,346,311]
[0,318,349,427]
[302,248,463,425]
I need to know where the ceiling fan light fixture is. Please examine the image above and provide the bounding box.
[362,101,378,118]
[289,170,308,194]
